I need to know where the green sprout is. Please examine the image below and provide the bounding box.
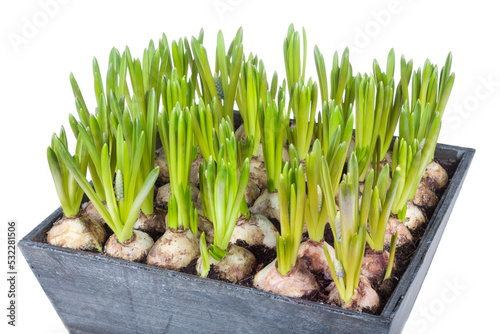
[106,90,159,216]
[287,77,318,161]
[47,128,89,218]
[284,23,317,161]
[67,47,162,230]
[305,142,328,243]
[190,98,223,161]
[123,35,184,115]
[391,54,454,216]
[198,133,250,268]
[384,233,398,281]
[276,156,306,275]
[158,104,198,233]
[67,109,110,204]
[314,46,355,117]
[322,153,367,303]
[161,68,195,116]
[316,101,354,163]
[191,28,243,124]
[55,122,159,243]
[171,36,191,79]
[236,54,268,156]
[390,135,423,218]
[365,164,401,279]
[215,28,244,122]
[160,68,197,164]
[122,44,172,215]
[68,57,117,202]
[354,74,394,181]
[366,164,401,251]
[199,232,210,278]
[283,23,307,95]
[391,104,442,217]
[400,53,454,124]
[160,30,204,99]
[372,49,403,160]
[305,138,348,242]
[269,71,279,101]
[258,90,289,192]
[373,48,395,90]
[191,97,251,170]
[69,42,169,216]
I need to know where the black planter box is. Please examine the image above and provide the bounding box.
[19,140,474,334]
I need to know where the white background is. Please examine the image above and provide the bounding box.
[1,0,498,333]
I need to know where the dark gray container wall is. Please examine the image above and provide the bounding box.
[20,142,474,334]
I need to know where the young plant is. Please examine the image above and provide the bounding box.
[191,99,250,173]
[391,104,442,216]
[191,28,243,124]
[157,31,204,99]
[69,59,115,202]
[304,141,328,242]
[46,128,107,251]
[199,232,210,278]
[316,101,354,163]
[47,127,88,218]
[283,23,307,95]
[253,156,319,297]
[145,102,201,270]
[391,54,454,215]
[190,98,223,161]
[400,53,454,125]
[390,135,423,218]
[354,74,393,181]
[305,139,347,242]
[366,164,401,252]
[372,49,403,160]
[171,36,191,79]
[67,110,112,205]
[55,123,160,244]
[161,68,195,117]
[108,90,159,217]
[276,157,306,275]
[158,104,198,233]
[198,135,250,267]
[287,77,318,160]
[69,54,120,128]
[364,164,402,283]
[322,154,375,307]
[124,37,176,115]
[69,44,166,214]
[314,46,355,117]
[257,91,289,192]
[122,47,165,216]
[236,54,268,156]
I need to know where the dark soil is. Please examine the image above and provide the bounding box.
[180,260,228,282]
[377,277,398,308]
[268,217,281,232]
[179,258,198,275]
[304,271,332,304]
[437,157,458,181]
[300,289,326,304]
[323,223,335,247]
[408,219,429,244]
[235,240,277,288]
[391,241,417,277]
[235,240,276,270]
